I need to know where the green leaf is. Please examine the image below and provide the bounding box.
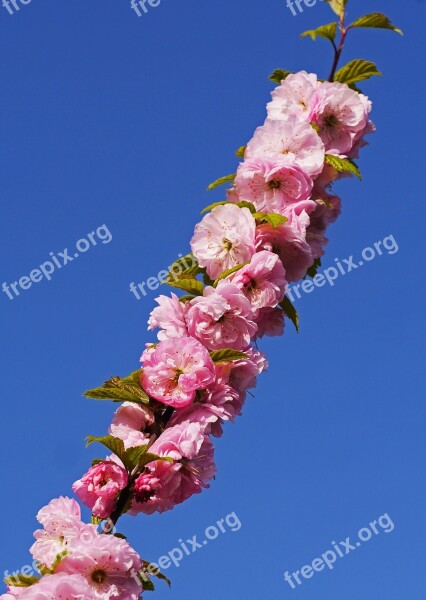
[207,174,236,191]
[179,294,196,303]
[91,515,104,525]
[334,59,381,86]
[325,154,362,180]
[141,562,172,588]
[235,200,256,213]
[350,13,403,35]
[167,254,200,279]
[306,258,322,279]
[84,372,149,405]
[167,278,205,296]
[201,200,228,214]
[325,0,347,17]
[201,199,256,215]
[142,579,156,592]
[279,297,300,333]
[139,452,174,466]
[301,22,337,42]
[213,263,249,286]
[4,575,40,588]
[210,349,249,364]
[269,69,293,85]
[253,212,288,228]
[236,146,246,158]
[87,435,126,459]
[123,445,150,470]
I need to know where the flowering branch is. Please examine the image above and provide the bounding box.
[1,3,402,599]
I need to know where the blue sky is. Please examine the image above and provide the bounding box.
[0,0,425,598]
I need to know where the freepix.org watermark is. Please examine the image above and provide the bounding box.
[2,0,32,15]
[129,252,197,301]
[284,513,395,590]
[286,0,326,17]
[135,511,242,584]
[130,0,162,18]
[2,224,112,301]
[286,234,399,302]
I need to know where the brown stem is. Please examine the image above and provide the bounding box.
[328,13,349,82]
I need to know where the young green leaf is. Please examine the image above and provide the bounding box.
[301,22,338,43]
[236,146,246,158]
[91,515,104,525]
[269,69,293,84]
[253,212,288,228]
[213,263,249,287]
[167,254,200,279]
[306,258,322,279]
[334,59,381,86]
[207,174,236,191]
[179,294,196,303]
[235,200,256,213]
[350,13,403,35]
[325,0,347,17]
[279,297,300,333]
[201,199,256,215]
[167,278,205,296]
[4,575,40,588]
[325,154,362,180]
[141,562,172,588]
[201,200,228,214]
[86,435,126,459]
[84,373,150,405]
[210,349,249,364]
[142,578,156,592]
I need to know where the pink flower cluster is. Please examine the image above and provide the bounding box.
[71,72,372,521]
[2,497,144,600]
[1,71,374,599]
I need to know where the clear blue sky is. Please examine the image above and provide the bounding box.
[1,0,425,598]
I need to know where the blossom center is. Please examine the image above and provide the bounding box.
[91,569,108,584]
[222,238,233,251]
[324,114,339,129]
[268,179,281,190]
[173,368,184,383]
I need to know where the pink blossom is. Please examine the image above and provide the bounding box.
[141,336,216,408]
[30,497,97,570]
[169,402,226,437]
[190,204,256,280]
[148,293,188,341]
[130,422,216,515]
[267,71,319,123]
[186,282,257,350]
[217,348,268,394]
[230,250,287,311]
[312,82,370,154]
[3,574,95,600]
[310,195,342,230]
[245,117,325,178]
[204,382,245,422]
[234,155,313,214]
[256,210,314,282]
[130,460,182,515]
[72,462,128,519]
[56,534,143,600]
[255,307,285,338]
[348,119,376,159]
[169,382,244,437]
[109,402,154,450]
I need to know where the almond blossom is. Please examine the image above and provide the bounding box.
[190,203,256,279]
